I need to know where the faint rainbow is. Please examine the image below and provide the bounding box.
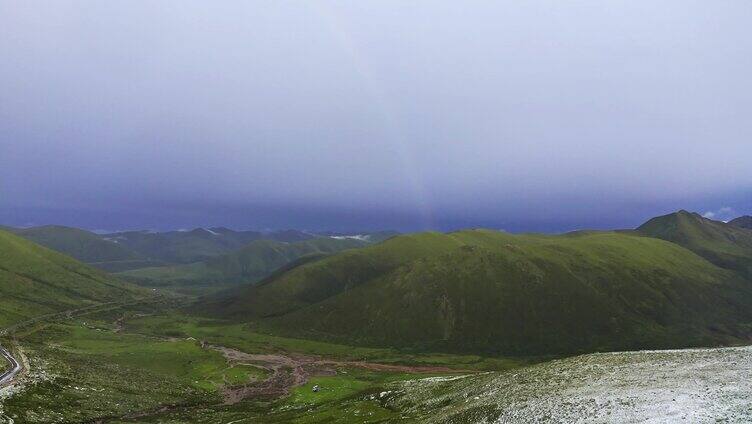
[309,4,434,229]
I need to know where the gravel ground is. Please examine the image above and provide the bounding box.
[389,346,752,423]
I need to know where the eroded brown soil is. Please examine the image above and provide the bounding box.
[212,345,468,404]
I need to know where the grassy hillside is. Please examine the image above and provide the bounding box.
[638,210,752,279]
[0,229,146,326]
[198,229,752,356]
[9,225,156,271]
[729,215,752,230]
[118,237,369,291]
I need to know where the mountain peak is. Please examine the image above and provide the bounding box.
[675,209,704,219]
[637,209,752,279]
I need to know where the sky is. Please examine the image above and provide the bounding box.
[1,1,751,232]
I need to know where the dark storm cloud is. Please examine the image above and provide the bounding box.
[1,1,751,231]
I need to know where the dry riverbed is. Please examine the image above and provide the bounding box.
[212,345,470,404]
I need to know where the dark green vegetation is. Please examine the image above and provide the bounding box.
[127,312,527,371]
[199,226,752,356]
[117,237,370,292]
[0,229,145,326]
[729,215,752,230]
[638,210,752,279]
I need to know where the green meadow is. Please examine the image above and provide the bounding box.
[1,319,265,422]
[0,304,500,423]
[126,312,531,371]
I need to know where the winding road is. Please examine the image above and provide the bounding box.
[0,302,123,388]
[0,344,21,386]
[0,295,176,389]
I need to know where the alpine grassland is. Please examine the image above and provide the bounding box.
[0,301,509,423]
[3,214,752,423]
[198,227,752,355]
[0,311,265,422]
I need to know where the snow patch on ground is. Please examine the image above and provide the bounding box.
[330,234,371,242]
[390,346,752,423]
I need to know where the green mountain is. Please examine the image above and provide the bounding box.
[637,210,752,279]
[102,228,326,264]
[0,229,145,326]
[118,237,369,290]
[197,228,752,356]
[729,215,752,230]
[8,225,160,272]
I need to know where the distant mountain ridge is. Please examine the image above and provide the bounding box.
[6,225,397,273]
[11,225,144,262]
[117,236,371,291]
[101,228,318,264]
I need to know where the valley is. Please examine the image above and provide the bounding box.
[4,303,750,423]
[0,303,511,423]
[2,212,752,422]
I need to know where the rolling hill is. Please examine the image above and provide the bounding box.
[729,215,752,230]
[637,210,752,279]
[8,225,160,272]
[0,229,146,326]
[117,237,370,290]
[197,227,752,356]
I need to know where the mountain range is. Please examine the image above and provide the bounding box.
[8,226,395,267]
[116,236,373,292]
[5,211,752,357]
[197,211,752,356]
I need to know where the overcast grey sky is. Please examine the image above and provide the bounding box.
[1,1,751,232]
